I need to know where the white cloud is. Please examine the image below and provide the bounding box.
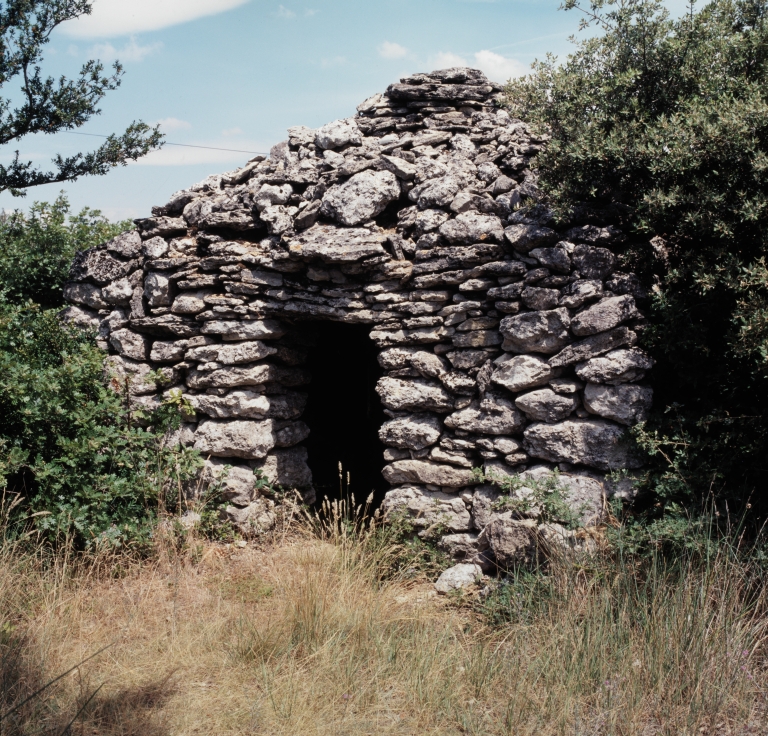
[428,50,526,83]
[304,9,319,16]
[222,127,244,137]
[473,50,527,82]
[275,5,296,18]
[60,0,251,39]
[430,51,470,69]
[90,36,162,63]
[157,117,192,132]
[378,41,408,60]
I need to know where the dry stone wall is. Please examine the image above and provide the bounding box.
[62,67,652,570]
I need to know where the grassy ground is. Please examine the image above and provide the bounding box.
[1,513,767,735]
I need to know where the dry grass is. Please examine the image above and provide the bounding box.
[1,515,767,735]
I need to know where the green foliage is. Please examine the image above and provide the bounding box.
[503,0,768,511]
[0,194,131,307]
[473,467,583,529]
[0,1,163,195]
[0,301,202,548]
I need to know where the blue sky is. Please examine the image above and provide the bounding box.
[0,0,620,220]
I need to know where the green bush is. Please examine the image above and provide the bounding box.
[0,194,131,307]
[0,299,201,549]
[503,0,768,514]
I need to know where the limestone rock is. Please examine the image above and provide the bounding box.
[256,447,312,489]
[521,286,560,311]
[483,518,539,568]
[437,533,487,563]
[191,390,271,419]
[530,245,570,273]
[202,458,255,505]
[321,170,400,226]
[172,290,212,315]
[59,304,100,330]
[571,295,638,337]
[63,282,107,310]
[524,419,641,470]
[379,413,442,450]
[224,498,276,535]
[142,236,170,258]
[575,348,654,385]
[445,395,525,435]
[504,224,558,253]
[200,319,286,341]
[515,388,578,423]
[381,485,472,531]
[194,419,275,460]
[186,341,277,365]
[572,244,615,279]
[500,308,571,354]
[410,351,448,378]
[376,377,454,412]
[549,327,636,368]
[439,212,503,244]
[103,355,157,396]
[315,118,362,149]
[288,224,388,263]
[583,383,653,425]
[382,460,476,488]
[186,365,270,390]
[102,278,133,306]
[69,247,131,285]
[408,172,465,209]
[559,279,604,309]
[261,204,297,235]
[144,272,172,307]
[434,563,483,594]
[491,354,559,392]
[252,183,292,211]
[105,230,141,259]
[109,328,150,361]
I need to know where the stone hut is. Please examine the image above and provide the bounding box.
[62,68,652,568]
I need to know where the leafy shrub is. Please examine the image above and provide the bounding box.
[0,301,201,548]
[503,0,768,513]
[0,194,131,307]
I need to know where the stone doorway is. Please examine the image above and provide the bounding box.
[302,321,387,506]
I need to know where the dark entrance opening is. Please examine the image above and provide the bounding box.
[302,322,388,507]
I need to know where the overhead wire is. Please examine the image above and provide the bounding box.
[66,130,269,156]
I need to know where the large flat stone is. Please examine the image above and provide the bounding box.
[571,295,638,337]
[200,319,286,341]
[445,395,525,435]
[320,170,400,226]
[190,390,271,419]
[523,419,641,471]
[491,354,560,392]
[583,383,653,425]
[379,413,443,450]
[194,419,275,460]
[382,460,476,488]
[575,348,654,385]
[376,377,454,412]
[287,224,388,263]
[381,485,472,530]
